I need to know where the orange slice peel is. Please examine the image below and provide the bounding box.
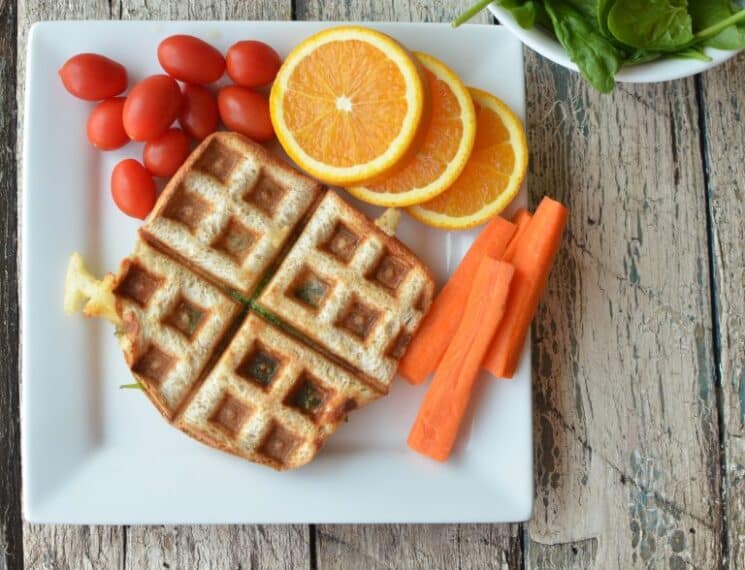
[408,87,528,230]
[270,26,426,186]
[346,52,476,208]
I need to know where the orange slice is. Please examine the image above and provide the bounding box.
[408,88,528,230]
[346,52,476,207]
[270,26,426,186]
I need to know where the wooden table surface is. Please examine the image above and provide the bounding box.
[1,0,743,568]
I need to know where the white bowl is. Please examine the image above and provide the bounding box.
[489,4,743,83]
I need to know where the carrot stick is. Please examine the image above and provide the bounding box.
[503,209,532,262]
[407,259,515,461]
[512,209,531,225]
[482,197,568,379]
[398,216,516,384]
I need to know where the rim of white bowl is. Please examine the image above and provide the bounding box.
[488,4,742,83]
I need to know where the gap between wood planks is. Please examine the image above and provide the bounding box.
[309,523,317,570]
[694,73,730,569]
[0,0,22,566]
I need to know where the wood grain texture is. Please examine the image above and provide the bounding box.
[700,53,745,569]
[523,52,722,568]
[295,0,519,566]
[113,0,290,20]
[1,0,21,568]
[315,525,521,570]
[23,526,123,570]
[124,525,309,569]
[295,0,490,23]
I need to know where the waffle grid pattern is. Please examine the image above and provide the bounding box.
[257,192,434,391]
[177,314,379,469]
[142,135,321,295]
[114,240,241,419]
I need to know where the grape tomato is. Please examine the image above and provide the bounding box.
[59,53,128,101]
[225,41,282,88]
[217,86,274,142]
[179,84,219,141]
[143,129,192,177]
[86,97,129,150]
[111,159,157,219]
[158,35,226,85]
[122,75,181,142]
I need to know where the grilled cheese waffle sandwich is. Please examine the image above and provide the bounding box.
[92,132,436,469]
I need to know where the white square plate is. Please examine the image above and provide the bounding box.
[21,21,532,524]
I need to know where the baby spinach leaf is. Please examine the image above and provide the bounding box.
[228,289,252,305]
[596,0,615,38]
[607,0,694,51]
[565,0,599,24]
[689,0,745,50]
[595,0,637,53]
[675,46,713,61]
[532,2,554,30]
[626,50,663,64]
[495,0,539,29]
[544,0,623,93]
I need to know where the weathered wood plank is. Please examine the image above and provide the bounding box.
[114,0,290,20]
[0,0,21,568]
[295,0,490,23]
[295,0,519,567]
[124,525,309,569]
[23,526,124,570]
[315,525,522,570]
[523,53,721,567]
[700,53,745,569]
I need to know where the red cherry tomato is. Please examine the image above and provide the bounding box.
[86,97,129,150]
[179,84,219,141]
[217,86,274,142]
[226,41,282,88]
[111,159,157,219]
[123,75,181,142]
[158,35,225,85]
[143,129,191,177]
[59,53,128,101]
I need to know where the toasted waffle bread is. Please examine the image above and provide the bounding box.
[113,239,242,420]
[176,313,380,470]
[140,132,322,296]
[104,136,436,470]
[257,191,435,392]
